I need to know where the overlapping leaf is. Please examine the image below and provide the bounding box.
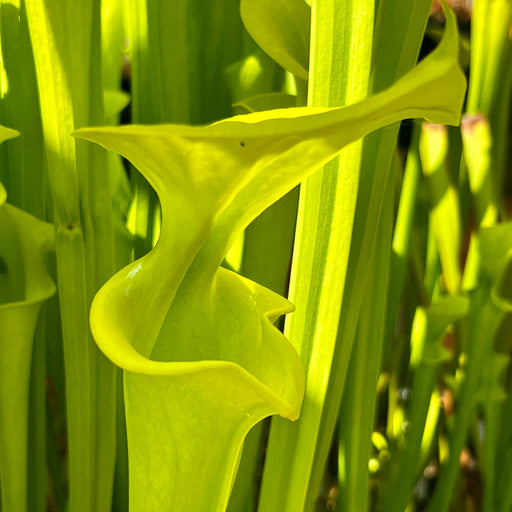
[0,173,55,511]
[240,0,310,80]
[74,22,465,510]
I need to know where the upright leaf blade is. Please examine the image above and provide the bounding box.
[419,123,462,294]
[259,0,375,509]
[24,1,117,510]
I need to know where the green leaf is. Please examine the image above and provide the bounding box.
[74,25,465,510]
[101,0,125,92]
[90,264,303,511]
[461,113,497,226]
[0,126,19,146]
[427,284,507,512]
[240,0,310,80]
[234,92,297,112]
[419,122,462,294]
[225,50,284,106]
[478,221,512,284]
[382,292,467,512]
[427,230,512,512]
[24,1,117,510]
[0,203,55,512]
[104,90,131,120]
[0,125,20,208]
[260,3,461,511]
[475,352,509,403]
[420,294,468,365]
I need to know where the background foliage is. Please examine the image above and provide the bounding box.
[0,0,511,511]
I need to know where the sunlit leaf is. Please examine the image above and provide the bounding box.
[0,126,19,146]
[74,21,465,509]
[235,92,297,112]
[420,122,461,294]
[104,90,130,120]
